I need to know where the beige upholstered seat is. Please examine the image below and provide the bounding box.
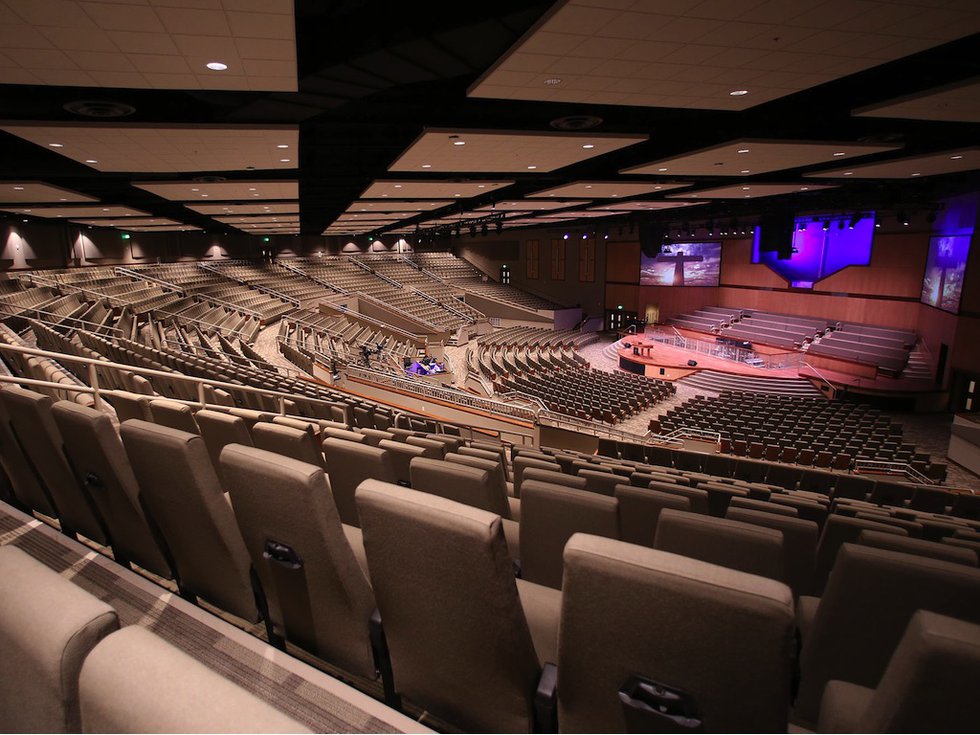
[559,535,795,732]
[404,435,447,458]
[148,398,200,434]
[412,456,511,519]
[108,391,153,423]
[726,506,819,598]
[220,445,381,683]
[445,453,517,519]
[576,468,623,497]
[520,479,618,589]
[614,484,691,548]
[649,479,710,514]
[817,611,980,733]
[358,428,395,447]
[120,420,259,623]
[0,386,106,543]
[0,394,58,517]
[522,466,586,492]
[728,496,799,517]
[857,528,977,566]
[379,438,434,486]
[322,426,368,444]
[655,508,785,583]
[195,409,254,472]
[355,480,558,733]
[79,626,311,734]
[794,543,980,728]
[0,545,119,733]
[812,514,906,594]
[322,437,397,527]
[512,456,560,498]
[51,401,172,578]
[251,422,324,469]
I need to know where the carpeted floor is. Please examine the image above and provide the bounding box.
[0,503,426,734]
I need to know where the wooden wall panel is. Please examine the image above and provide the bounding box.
[605,283,639,312]
[640,285,717,322]
[606,241,641,283]
[716,287,921,329]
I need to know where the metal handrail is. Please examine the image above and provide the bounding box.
[114,267,185,295]
[344,364,539,421]
[198,262,300,307]
[801,361,836,394]
[17,271,130,308]
[660,426,723,444]
[854,458,935,485]
[409,286,476,324]
[277,261,350,295]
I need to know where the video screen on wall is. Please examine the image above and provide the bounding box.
[640,241,721,287]
[921,234,971,313]
[752,214,874,288]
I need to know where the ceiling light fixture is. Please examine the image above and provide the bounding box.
[582,144,594,149]
[657,167,668,172]
[421,164,431,169]
[85,159,97,164]
[736,148,750,154]
[206,62,228,71]
[49,143,63,148]
[833,152,846,157]
[729,90,748,96]
[544,78,562,86]
[453,141,466,146]
[279,158,290,162]
[277,144,288,149]
[950,154,963,160]
[740,169,750,174]
[527,165,537,170]
[12,186,23,190]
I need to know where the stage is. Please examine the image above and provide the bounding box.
[616,328,941,396]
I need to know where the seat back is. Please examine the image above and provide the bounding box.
[252,423,324,468]
[78,626,311,733]
[655,509,785,582]
[0,393,57,516]
[813,514,906,594]
[796,543,980,727]
[355,481,541,733]
[358,428,395,447]
[614,484,690,548]
[405,435,446,458]
[512,456,558,497]
[520,480,618,589]
[445,454,512,505]
[221,445,377,678]
[120,420,258,621]
[195,409,253,471]
[855,611,980,732]
[426,455,511,519]
[378,439,428,486]
[147,399,200,434]
[0,546,119,733]
[726,507,819,598]
[650,480,710,514]
[322,438,397,527]
[51,401,171,578]
[559,535,795,732]
[857,529,977,567]
[0,386,105,543]
[523,466,586,490]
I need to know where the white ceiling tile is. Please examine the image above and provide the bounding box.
[35,69,96,85]
[170,33,238,57]
[225,10,293,39]
[72,50,138,71]
[7,0,98,28]
[39,27,117,52]
[0,182,98,203]
[128,52,192,73]
[517,31,584,56]
[0,24,54,48]
[87,69,146,85]
[234,36,293,60]
[80,2,166,32]
[155,6,229,35]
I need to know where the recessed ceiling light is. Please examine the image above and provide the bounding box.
[201,194,208,197]
[477,184,485,189]
[527,165,537,170]
[800,187,809,191]
[279,158,290,162]
[102,208,109,211]
[950,154,963,160]
[658,167,668,172]
[277,144,288,149]
[453,140,465,146]
[740,169,750,174]
[833,152,846,157]
[544,78,562,86]
[729,90,748,96]
[206,61,228,71]
[49,143,63,148]
[421,164,431,169]
[191,188,199,191]
[59,198,66,201]
[12,186,23,190]
[85,159,97,164]
[843,172,853,176]
[742,186,750,191]
[582,144,594,149]
[736,148,750,154]
[910,172,921,176]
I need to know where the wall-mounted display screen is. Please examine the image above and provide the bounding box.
[640,241,721,286]
[921,234,971,313]
[752,214,875,288]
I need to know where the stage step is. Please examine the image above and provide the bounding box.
[680,369,824,397]
[902,345,934,381]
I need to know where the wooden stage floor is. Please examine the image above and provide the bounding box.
[620,329,939,394]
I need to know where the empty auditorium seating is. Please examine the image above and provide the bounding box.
[0,545,119,733]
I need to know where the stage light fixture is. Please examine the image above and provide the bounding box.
[563,233,569,240]
[798,222,806,231]
[822,221,830,231]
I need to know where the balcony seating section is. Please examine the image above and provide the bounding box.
[2,381,979,733]
[656,390,937,475]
